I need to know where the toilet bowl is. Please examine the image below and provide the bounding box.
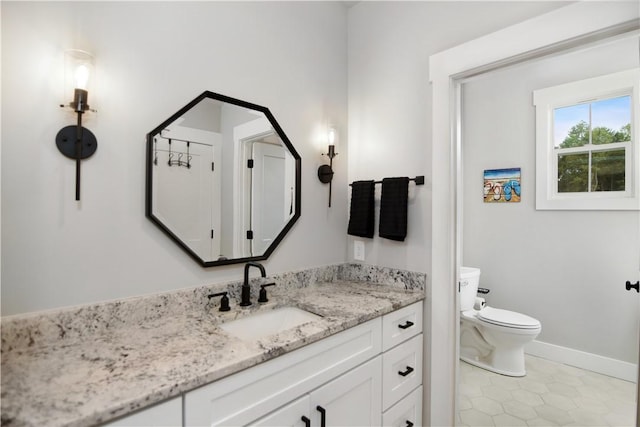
[459,267,541,377]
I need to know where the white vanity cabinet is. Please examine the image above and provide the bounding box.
[102,396,182,427]
[381,302,423,427]
[251,395,310,427]
[382,386,423,427]
[253,357,382,427]
[180,300,423,427]
[184,317,382,426]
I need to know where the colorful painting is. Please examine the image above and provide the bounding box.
[484,168,521,203]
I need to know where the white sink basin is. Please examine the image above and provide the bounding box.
[220,307,322,341]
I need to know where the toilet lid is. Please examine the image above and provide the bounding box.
[477,307,540,329]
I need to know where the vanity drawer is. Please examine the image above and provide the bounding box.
[382,333,423,411]
[382,301,423,351]
[185,317,381,426]
[382,385,422,427]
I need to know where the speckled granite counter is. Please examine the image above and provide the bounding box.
[1,264,425,427]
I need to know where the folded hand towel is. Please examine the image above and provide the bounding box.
[347,180,375,238]
[379,177,409,241]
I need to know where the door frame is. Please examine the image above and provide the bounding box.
[427,3,639,425]
[232,117,274,258]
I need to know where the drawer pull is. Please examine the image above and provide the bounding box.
[406,422,414,427]
[301,416,311,427]
[398,366,414,377]
[398,320,414,329]
[317,405,326,427]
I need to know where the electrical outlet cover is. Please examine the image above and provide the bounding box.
[354,240,365,261]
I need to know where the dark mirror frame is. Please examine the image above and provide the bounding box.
[145,91,301,267]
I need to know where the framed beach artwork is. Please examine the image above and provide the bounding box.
[484,168,521,203]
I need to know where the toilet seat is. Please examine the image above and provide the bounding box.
[477,306,540,329]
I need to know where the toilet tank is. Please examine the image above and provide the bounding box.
[460,267,481,311]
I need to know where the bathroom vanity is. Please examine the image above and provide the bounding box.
[110,301,423,427]
[1,265,425,427]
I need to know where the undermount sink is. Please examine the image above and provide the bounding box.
[220,306,322,341]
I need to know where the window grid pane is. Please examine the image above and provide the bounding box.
[554,103,589,148]
[591,95,632,145]
[591,149,625,192]
[558,152,589,193]
[554,94,631,195]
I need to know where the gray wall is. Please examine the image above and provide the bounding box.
[1,1,349,315]
[462,36,640,362]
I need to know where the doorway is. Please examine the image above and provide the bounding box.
[427,3,640,425]
[455,23,639,427]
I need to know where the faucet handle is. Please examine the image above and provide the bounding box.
[258,283,276,303]
[208,292,231,312]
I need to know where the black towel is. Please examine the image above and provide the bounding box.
[379,177,409,241]
[347,180,375,238]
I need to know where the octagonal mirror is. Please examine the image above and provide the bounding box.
[146,91,301,267]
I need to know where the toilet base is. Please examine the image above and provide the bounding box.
[460,317,534,377]
[460,354,526,377]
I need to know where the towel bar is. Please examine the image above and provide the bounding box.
[349,175,425,186]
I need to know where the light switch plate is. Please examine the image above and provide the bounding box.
[354,240,365,261]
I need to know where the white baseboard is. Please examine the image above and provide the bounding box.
[525,340,637,383]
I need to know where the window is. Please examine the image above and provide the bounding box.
[533,69,639,210]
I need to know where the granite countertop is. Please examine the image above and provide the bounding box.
[1,279,424,427]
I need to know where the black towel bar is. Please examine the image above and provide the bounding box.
[349,176,424,186]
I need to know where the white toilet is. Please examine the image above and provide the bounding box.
[459,267,541,377]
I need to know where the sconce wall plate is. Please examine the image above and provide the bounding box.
[55,125,97,160]
[317,164,334,183]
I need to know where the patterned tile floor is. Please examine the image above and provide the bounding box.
[456,355,637,426]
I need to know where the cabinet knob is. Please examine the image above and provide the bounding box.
[301,415,311,427]
[406,422,414,427]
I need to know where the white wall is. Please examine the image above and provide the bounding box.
[347,2,571,424]
[347,1,567,272]
[1,1,349,315]
[462,35,640,363]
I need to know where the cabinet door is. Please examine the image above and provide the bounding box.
[310,356,382,427]
[252,395,311,427]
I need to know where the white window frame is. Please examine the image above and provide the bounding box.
[533,68,640,210]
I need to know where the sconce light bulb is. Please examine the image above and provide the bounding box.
[74,64,90,90]
[328,128,336,146]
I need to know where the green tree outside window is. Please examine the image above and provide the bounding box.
[557,121,629,192]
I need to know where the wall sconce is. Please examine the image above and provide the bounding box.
[317,127,338,207]
[56,50,98,201]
